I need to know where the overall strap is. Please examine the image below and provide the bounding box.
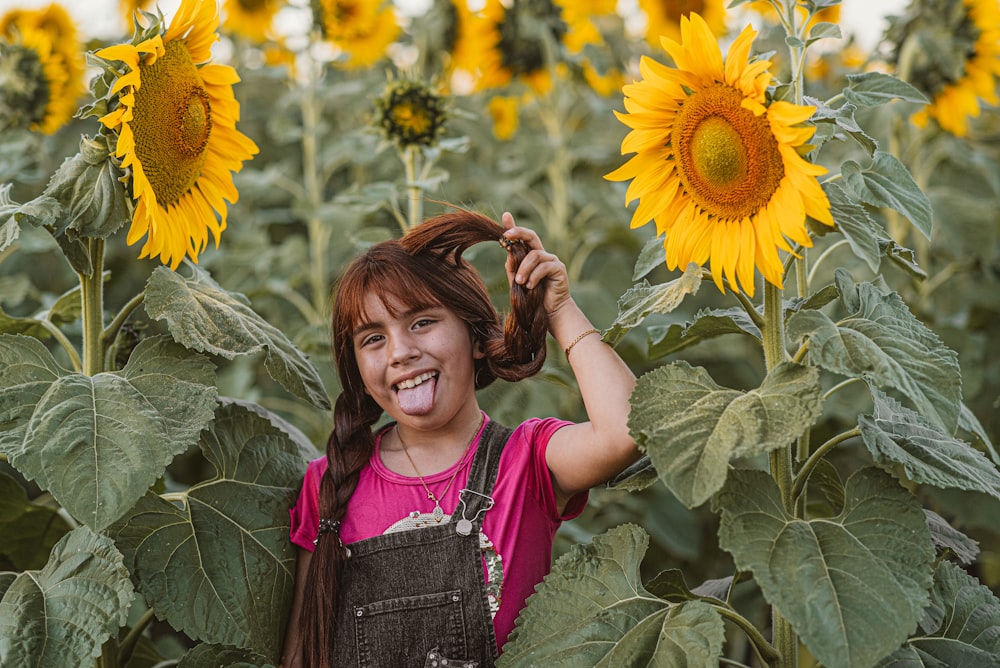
[454,419,512,533]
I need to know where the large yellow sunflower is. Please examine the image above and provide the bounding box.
[223,0,283,44]
[96,0,259,269]
[639,0,727,46]
[605,13,833,297]
[316,0,400,69]
[909,0,1000,136]
[0,3,84,135]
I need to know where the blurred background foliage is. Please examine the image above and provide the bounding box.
[2,0,999,663]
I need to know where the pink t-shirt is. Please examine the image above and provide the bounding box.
[288,414,587,651]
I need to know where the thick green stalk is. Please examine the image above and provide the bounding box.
[762,280,796,668]
[403,144,423,232]
[79,238,105,377]
[302,33,330,321]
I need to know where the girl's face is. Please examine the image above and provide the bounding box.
[351,291,484,430]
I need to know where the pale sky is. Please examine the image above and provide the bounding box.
[1,0,909,47]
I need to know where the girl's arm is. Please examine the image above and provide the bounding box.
[279,547,312,668]
[501,214,640,513]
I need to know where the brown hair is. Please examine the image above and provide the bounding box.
[300,209,549,666]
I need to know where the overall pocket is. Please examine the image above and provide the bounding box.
[354,589,468,667]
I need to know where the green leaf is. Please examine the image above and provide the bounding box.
[844,72,929,107]
[499,524,724,667]
[859,388,1000,501]
[629,361,822,508]
[825,181,884,272]
[604,264,702,347]
[647,306,760,359]
[842,151,933,239]
[179,643,276,668]
[144,265,331,410]
[0,334,217,530]
[958,402,999,466]
[110,401,307,659]
[807,21,841,43]
[0,185,21,254]
[0,472,72,570]
[923,509,979,565]
[0,527,134,668]
[787,270,962,433]
[41,135,130,240]
[876,561,1000,666]
[810,101,877,156]
[632,234,665,281]
[717,468,935,668]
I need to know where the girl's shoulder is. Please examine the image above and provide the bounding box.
[504,416,574,452]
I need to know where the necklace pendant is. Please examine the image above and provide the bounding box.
[432,503,445,523]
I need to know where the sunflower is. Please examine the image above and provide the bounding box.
[453,0,616,95]
[95,0,259,269]
[639,0,727,46]
[488,94,520,140]
[223,0,283,43]
[605,13,833,297]
[315,0,400,69]
[0,3,84,135]
[889,0,1000,137]
[374,76,449,149]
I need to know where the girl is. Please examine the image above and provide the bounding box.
[280,210,639,667]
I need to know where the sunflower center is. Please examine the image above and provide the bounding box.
[672,83,784,220]
[132,39,212,208]
[238,0,269,10]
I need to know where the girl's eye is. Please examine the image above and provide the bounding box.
[359,333,383,347]
[413,318,435,329]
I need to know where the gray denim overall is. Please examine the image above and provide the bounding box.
[331,420,513,667]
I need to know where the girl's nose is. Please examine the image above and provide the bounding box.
[388,332,419,364]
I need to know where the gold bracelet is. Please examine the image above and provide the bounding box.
[564,328,600,358]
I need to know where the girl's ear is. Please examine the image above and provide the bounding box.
[472,338,486,360]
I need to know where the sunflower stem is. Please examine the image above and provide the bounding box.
[403,144,423,232]
[302,30,329,324]
[762,279,797,667]
[80,238,105,377]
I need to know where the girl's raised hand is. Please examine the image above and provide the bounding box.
[500,212,571,319]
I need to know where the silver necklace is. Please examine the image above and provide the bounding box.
[396,414,484,523]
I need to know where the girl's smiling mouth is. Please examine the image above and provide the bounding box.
[395,372,439,415]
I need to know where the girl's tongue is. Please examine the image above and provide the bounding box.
[396,376,436,415]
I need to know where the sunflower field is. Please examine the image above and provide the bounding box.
[2,0,1000,666]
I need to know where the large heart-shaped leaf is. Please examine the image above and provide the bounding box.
[0,527,134,668]
[144,265,330,410]
[859,388,1000,500]
[717,467,934,668]
[0,334,217,530]
[499,524,724,667]
[876,560,1000,666]
[788,270,961,434]
[111,401,307,659]
[179,643,276,668]
[629,361,822,508]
